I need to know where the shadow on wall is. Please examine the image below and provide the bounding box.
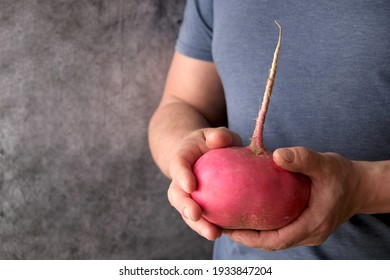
[0,0,213,259]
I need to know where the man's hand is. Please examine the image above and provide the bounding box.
[224,146,365,250]
[167,127,242,240]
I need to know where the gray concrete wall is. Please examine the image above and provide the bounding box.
[0,0,213,259]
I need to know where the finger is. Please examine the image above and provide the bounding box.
[168,181,222,240]
[277,208,330,248]
[223,229,287,251]
[204,127,243,149]
[273,146,324,177]
[167,181,202,222]
[224,209,314,251]
[184,216,223,241]
[223,227,300,251]
[169,155,198,193]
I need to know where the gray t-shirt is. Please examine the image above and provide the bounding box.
[176,0,390,259]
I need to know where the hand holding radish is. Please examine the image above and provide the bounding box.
[167,127,243,240]
[224,146,365,250]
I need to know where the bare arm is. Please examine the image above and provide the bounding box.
[149,51,227,177]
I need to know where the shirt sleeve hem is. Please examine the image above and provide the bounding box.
[175,40,213,62]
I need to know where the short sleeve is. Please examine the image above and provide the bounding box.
[175,0,214,61]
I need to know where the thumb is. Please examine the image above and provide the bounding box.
[273,146,323,177]
[204,127,242,149]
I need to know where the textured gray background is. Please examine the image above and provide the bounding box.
[0,0,213,259]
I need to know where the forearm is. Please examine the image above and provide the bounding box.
[149,52,226,179]
[355,160,390,214]
[148,99,210,178]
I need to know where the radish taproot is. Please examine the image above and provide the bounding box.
[191,21,311,230]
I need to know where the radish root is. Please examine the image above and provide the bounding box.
[250,20,282,155]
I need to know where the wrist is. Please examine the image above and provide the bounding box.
[353,160,390,214]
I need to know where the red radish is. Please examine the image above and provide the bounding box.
[191,21,311,230]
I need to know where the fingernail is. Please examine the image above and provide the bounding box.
[223,229,232,236]
[225,231,240,243]
[279,148,294,163]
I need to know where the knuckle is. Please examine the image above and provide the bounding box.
[168,157,181,179]
[294,146,325,174]
[169,156,191,179]
[297,146,314,164]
